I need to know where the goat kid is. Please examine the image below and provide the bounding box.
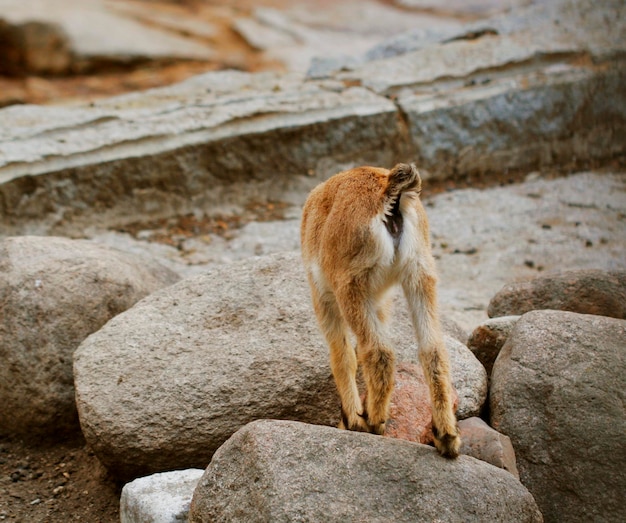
[301,163,460,458]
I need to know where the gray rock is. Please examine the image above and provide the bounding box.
[439,316,468,345]
[488,269,626,319]
[428,171,626,331]
[467,315,520,376]
[334,0,626,179]
[458,416,519,479]
[74,251,487,480]
[73,252,338,480]
[240,3,462,74]
[189,419,543,523]
[397,64,626,179]
[342,0,626,94]
[363,26,460,62]
[490,310,626,523]
[394,0,519,17]
[0,236,179,440]
[306,54,363,79]
[120,469,204,523]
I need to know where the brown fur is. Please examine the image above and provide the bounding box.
[301,163,460,457]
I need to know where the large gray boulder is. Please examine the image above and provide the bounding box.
[0,236,179,440]
[490,310,626,523]
[189,419,543,523]
[488,269,626,319]
[74,251,485,480]
[74,252,338,480]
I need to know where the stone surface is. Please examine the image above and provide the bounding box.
[467,315,520,376]
[458,416,519,479]
[189,419,543,523]
[120,469,204,523]
[342,0,626,178]
[73,252,336,480]
[490,310,626,523]
[341,0,626,90]
[0,236,180,440]
[393,0,523,17]
[428,171,626,331]
[488,269,626,319]
[73,251,485,480]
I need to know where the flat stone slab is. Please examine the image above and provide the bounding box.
[0,71,399,234]
[234,1,464,73]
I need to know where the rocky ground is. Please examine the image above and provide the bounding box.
[89,162,626,332]
[0,437,119,522]
[2,162,624,522]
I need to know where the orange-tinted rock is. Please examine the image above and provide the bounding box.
[385,363,459,445]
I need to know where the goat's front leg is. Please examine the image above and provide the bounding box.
[403,269,460,458]
[335,280,395,435]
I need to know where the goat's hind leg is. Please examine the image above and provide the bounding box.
[335,283,395,435]
[403,271,460,458]
[309,283,368,432]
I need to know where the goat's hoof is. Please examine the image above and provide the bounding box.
[432,425,461,459]
[367,420,386,436]
[339,409,371,432]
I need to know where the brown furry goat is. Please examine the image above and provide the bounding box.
[301,163,460,458]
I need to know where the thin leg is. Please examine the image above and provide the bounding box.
[308,278,368,432]
[403,269,460,458]
[335,279,395,435]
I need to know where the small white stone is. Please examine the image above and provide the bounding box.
[120,469,204,523]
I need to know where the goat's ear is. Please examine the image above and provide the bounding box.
[387,163,421,195]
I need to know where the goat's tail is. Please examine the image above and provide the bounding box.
[386,163,421,196]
